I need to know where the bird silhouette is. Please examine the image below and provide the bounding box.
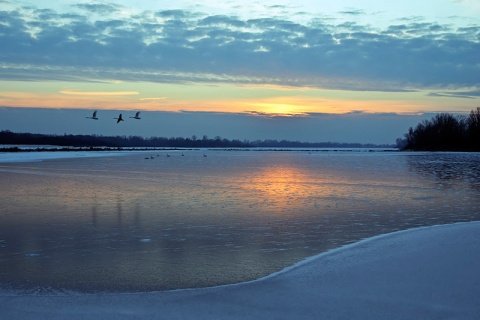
[86,111,99,120]
[114,114,124,123]
[130,111,141,120]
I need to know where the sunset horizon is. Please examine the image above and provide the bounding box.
[1,2,480,317]
[1,0,479,143]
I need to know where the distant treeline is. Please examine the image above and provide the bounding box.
[0,130,392,149]
[397,107,480,151]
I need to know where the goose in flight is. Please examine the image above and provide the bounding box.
[114,114,124,123]
[86,111,99,120]
[130,111,141,120]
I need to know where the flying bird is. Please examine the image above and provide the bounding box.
[86,111,98,120]
[130,111,141,120]
[114,114,124,123]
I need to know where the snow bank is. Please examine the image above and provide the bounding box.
[1,221,479,319]
[0,151,135,163]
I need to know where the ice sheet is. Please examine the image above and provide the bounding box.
[1,221,479,319]
[0,150,134,163]
[1,150,479,293]
[0,151,137,163]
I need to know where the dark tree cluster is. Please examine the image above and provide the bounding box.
[0,131,250,148]
[398,108,480,151]
[0,131,392,150]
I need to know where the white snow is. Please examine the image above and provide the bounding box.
[1,221,479,319]
[0,150,139,163]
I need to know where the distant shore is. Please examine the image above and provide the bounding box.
[0,145,195,152]
[0,130,395,150]
[1,146,398,152]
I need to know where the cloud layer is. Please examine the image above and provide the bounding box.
[0,107,432,144]
[1,3,479,91]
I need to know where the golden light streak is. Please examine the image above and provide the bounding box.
[236,165,312,214]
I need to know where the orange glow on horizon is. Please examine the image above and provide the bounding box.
[0,83,468,116]
[0,92,435,115]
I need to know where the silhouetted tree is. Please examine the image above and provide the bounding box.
[401,109,479,151]
[395,137,408,149]
[466,107,480,150]
[1,131,393,150]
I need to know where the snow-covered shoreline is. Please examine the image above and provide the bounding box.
[0,150,142,163]
[1,221,479,319]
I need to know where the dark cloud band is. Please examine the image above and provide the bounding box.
[0,5,479,92]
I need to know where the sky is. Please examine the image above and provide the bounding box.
[0,0,479,144]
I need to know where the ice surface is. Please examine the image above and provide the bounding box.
[0,150,135,163]
[1,150,479,293]
[0,221,479,319]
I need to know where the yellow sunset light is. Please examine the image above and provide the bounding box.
[247,102,308,116]
[241,95,345,115]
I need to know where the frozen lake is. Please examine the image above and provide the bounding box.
[0,149,479,292]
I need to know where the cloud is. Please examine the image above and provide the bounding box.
[0,4,479,91]
[0,106,451,144]
[427,89,480,99]
[73,3,122,15]
[339,9,366,16]
[244,110,310,118]
[139,97,167,101]
[155,9,193,19]
[60,90,139,96]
